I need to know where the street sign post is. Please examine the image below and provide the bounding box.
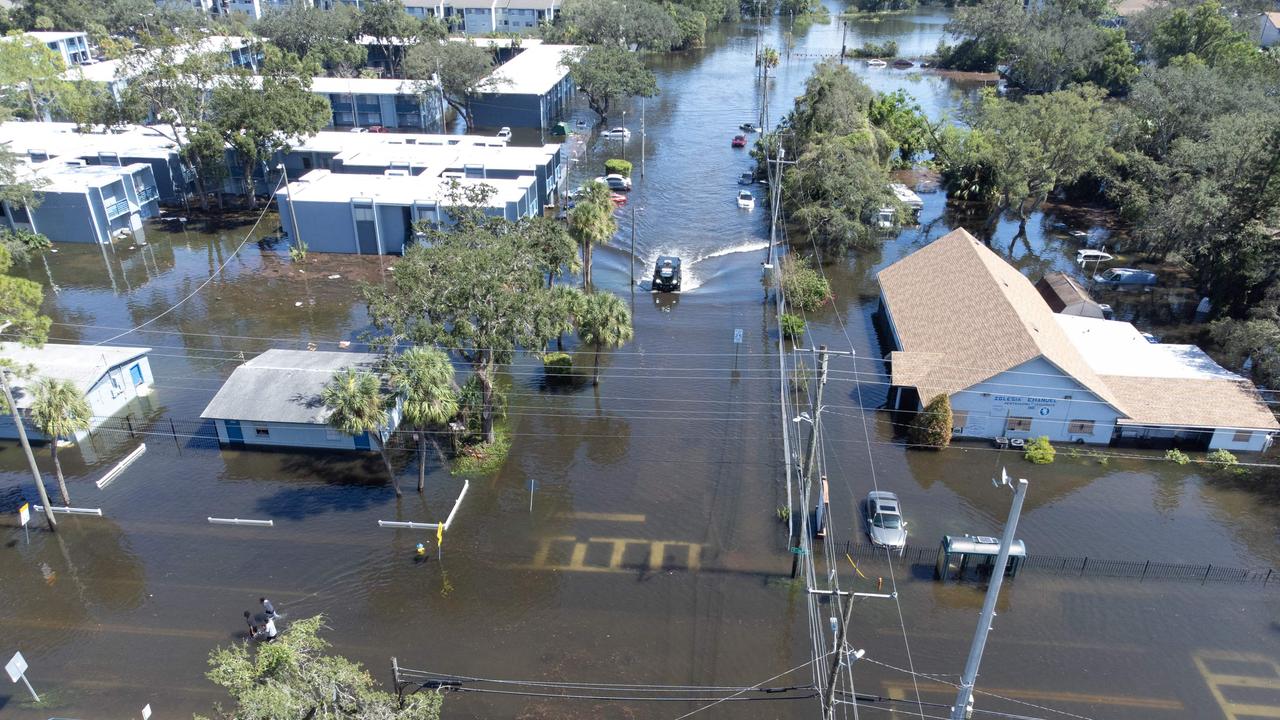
[142,703,152,720]
[527,479,537,513]
[733,328,743,344]
[18,502,29,545]
[6,650,39,703]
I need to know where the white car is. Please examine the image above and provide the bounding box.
[737,190,754,209]
[1076,249,1113,264]
[594,174,632,191]
[866,491,907,549]
[496,126,512,140]
[348,127,369,133]
[601,127,631,139]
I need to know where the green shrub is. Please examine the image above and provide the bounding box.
[781,259,833,312]
[542,352,573,382]
[1207,449,1238,468]
[776,505,791,523]
[452,424,511,476]
[779,313,806,341]
[1165,448,1190,465]
[288,239,308,264]
[604,159,633,177]
[1023,436,1056,464]
[846,40,899,58]
[907,394,952,449]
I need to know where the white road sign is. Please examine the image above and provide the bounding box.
[18,502,29,526]
[6,651,27,683]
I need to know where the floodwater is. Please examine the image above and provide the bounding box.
[4,7,1280,720]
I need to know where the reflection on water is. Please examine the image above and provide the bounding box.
[1,6,1278,720]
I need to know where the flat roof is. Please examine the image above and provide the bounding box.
[200,349,383,425]
[1055,315,1240,381]
[18,31,87,43]
[19,158,151,192]
[280,168,535,206]
[64,35,252,84]
[479,44,578,96]
[291,130,506,155]
[308,76,422,95]
[0,121,181,159]
[333,142,558,175]
[0,342,150,410]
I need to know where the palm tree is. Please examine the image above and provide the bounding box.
[322,368,401,497]
[389,347,458,493]
[576,291,634,386]
[28,377,91,507]
[568,181,617,289]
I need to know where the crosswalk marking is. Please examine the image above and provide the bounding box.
[524,536,703,573]
[1194,651,1280,720]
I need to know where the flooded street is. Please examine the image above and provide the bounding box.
[4,7,1280,720]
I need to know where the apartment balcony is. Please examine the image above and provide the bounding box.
[104,198,131,219]
[137,186,159,203]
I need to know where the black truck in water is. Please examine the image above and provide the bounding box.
[653,256,682,292]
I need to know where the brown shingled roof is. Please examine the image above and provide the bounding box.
[878,228,1123,409]
[879,228,1279,434]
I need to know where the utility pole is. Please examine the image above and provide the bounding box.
[630,203,636,288]
[766,146,784,267]
[802,347,828,483]
[0,364,56,531]
[640,96,646,179]
[950,469,1029,720]
[839,20,848,64]
[791,345,828,578]
[822,591,857,720]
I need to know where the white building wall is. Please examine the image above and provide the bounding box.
[948,357,1121,445]
[83,355,155,430]
[1208,427,1272,452]
[1261,15,1280,48]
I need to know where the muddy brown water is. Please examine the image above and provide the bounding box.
[3,7,1280,719]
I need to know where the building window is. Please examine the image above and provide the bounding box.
[255,427,270,437]
[1005,416,1032,433]
[1233,429,1252,443]
[1068,419,1095,435]
[952,411,967,432]
[302,157,313,170]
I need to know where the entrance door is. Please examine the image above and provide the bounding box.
[353,202,378,254]
[224,419,244,445]
[129,363,143,386]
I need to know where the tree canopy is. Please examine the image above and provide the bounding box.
[564,45,659,122]
[404,40,497,129]
[202,615,442,720]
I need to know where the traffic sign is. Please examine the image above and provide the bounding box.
[5,651,26,683]
[18,503,29,526]
[733,328,743,344]
[142,703,152,720]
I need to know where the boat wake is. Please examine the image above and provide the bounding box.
[694,240,770,263]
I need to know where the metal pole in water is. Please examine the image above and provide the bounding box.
[630,203,636,287]
[950,470,1029,720]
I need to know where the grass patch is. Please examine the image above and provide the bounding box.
[452,423,511,476]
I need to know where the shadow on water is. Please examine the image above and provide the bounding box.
[248,452,397,519]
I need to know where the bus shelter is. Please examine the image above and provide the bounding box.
[935,534,1026,581]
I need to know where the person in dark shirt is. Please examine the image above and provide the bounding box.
[244,610,257,637]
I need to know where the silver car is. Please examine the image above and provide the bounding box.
[866,491,907,548]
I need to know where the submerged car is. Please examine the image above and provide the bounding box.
[731,134,747,148]
[737,190,755,209]
[1094,267,1158,287]
[496,126,512,140]
[1076,249,1113,264]
[595,174,632,191]
[601,127,631,139]
[866,491,907,549]
[653,255,682,292]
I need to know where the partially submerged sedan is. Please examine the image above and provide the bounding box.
[866,491,907,549]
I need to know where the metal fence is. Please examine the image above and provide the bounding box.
[836,540,1278,587]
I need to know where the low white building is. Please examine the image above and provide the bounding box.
[879,229,1278,452]
[275,169,539,254]
[1261,12,1280,48]
[0,343,154,441]
[1,157,161,245]
[4,31,92,66]
[200,349,401,451]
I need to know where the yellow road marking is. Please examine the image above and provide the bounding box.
[557,512,646,522]
[882,682,1184,711]
[526,536,703,573]
[1194,650,1280,720]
